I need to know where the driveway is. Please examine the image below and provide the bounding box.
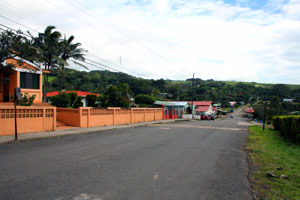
[0,109,251,200]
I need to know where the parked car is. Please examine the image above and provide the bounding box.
[230,115,234,118]
[201,114,213,120]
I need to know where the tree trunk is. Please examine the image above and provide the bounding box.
[43,74,48,102]
[59,73,63,91]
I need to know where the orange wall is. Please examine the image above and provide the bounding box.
[0,105,56,136]
[0,73,3,102]
[20,73,43,103]
[57,108,80,127]
[57,107,163,128]
[1,72,43,103]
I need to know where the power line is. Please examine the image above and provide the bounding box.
[0,2,170,78]
[0,14,38,33]
[0,23,139,76]
[0,1,46,28]
[53,0,178,68]
[68,0,179,66]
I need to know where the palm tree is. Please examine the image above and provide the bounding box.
[32,26,61,102]
[57,35,86,90]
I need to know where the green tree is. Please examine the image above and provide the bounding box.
[100,84,130,108]
[32,26,61,102]
[57,35,86,90]
[86,94,97,107]
[0,29,35,76]
[135,94,155,105]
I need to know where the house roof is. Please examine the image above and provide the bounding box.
[187,101,212,106]
[6,58,42,74]
[47,91,100,97]
[196,105,210,112]
[154,101,189,107]
[245,108,255,113]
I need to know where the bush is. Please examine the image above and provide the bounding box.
[86,94,97,107]
[67,92,77,105]
[19,93,36,106]
[72,96,83,108]
[50,93,71,108]
[135,94,155,105]
[273,115,300,144]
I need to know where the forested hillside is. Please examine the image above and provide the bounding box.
[48,68,300,106]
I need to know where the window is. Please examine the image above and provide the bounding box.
[20,72,40,89]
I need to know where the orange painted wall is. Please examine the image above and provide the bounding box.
[1,71,43,103]
[0,106,56,136]
[57,107,163,128]
[20,73,43,103]
[89,114,114,127]
[8,72,18,102]
[115,109,131,125]
[0,73,3,102]
[57,108,80,127]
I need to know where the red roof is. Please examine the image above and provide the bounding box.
[212,107,217,111]
[196,105,210,112]
[245,108,255,113]
[46,91,99,97]
[188,101,212,106]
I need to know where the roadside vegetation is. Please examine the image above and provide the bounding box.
[247,126,300,199]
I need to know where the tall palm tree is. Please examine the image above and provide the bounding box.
[57,35,87,90]
[32,26,61,102]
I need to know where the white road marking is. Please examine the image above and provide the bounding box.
[238,121,252,126]
[150,124,248,131]
[73,193,102,200]
[153,174,160,180]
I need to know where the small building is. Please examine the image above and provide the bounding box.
[213,103,221,109]
[283,99,293,103]
[154,101,189,119]
[229,101,237,107]
[188,101,213,115]
[47,91,99,107]
[244,107,255,118]
[0,58,43,103]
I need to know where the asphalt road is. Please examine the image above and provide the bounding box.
[0,109,251,200]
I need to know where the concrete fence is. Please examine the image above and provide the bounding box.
[57,107,163,128]
[0,105,56,136]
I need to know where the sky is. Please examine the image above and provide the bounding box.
[0,0,300,84]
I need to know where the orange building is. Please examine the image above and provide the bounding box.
[0,58,43,103]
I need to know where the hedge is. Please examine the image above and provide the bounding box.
[273,115,300,144]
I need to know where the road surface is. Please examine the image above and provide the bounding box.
[0,109,251,200]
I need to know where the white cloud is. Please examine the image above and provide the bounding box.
[0,0,300,84]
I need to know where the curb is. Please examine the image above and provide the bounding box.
[0,119,183,145]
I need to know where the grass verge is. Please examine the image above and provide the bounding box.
[247,126,300,199]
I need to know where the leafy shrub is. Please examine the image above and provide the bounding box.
[273,115,300,144]
[135,94,155,105]
[50,93,70,108]
[19,93,36,106]
[67,92,77,105]
[86,94,97,107]
[72,96,83,108]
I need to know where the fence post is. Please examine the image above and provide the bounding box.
[130,108,133,124]
[113,109,116,125]
[42,107,46,131]
[78,107,82,127]
[87,108,90,128]
[53,107,56,131]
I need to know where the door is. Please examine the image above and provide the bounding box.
[3,72,9,102]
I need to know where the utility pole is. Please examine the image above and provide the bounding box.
[192,73,195,119]
[263,98,267,131]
